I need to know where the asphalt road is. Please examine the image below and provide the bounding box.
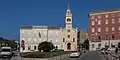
[69,51,107,60]
[0,51,21,60]
[0,51,109,60]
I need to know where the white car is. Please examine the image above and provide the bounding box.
[96,48,101,51]
[0,47,13,58]
[101,50,105,54]
[70,52,80,58]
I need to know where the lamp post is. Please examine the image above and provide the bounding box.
[50,40,52,60]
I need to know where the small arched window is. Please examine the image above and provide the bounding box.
[39,32,41,38]
[67,18,71,22]
[63,38,65,42]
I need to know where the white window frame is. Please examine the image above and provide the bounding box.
[95,32,97,35]
[92,28,94,33]
[112,27,115,31]
[98,27,101,32]
[112,19,115,24]
[106,19,108,24]
[111,13,115,17]
[98,20,101,25]
[95,19,97,22]
[105,14,108,18]
[92,16,95,19]
[92,21,95,25]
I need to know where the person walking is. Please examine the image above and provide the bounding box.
[115,47,118,54]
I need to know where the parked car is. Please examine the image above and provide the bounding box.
[0,47,14,58]
[70,52,80,58]
[101,48,105,54]
[96,48,101,51]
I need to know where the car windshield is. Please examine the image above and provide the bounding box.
[1,49,11,52]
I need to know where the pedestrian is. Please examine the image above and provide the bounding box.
[115,47,118,54]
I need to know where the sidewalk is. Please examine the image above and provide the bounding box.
[108,51,120,60]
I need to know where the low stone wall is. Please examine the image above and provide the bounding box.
[21,53,70,60]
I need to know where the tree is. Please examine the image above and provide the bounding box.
[38,41,55,52]
[118,42,120,48]
[83,39,89,50]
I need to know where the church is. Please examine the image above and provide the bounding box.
[61,4,77,51]
[20,4,77,52]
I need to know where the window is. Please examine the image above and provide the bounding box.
[95,32,97,35]
[105,14,108,18]
[98,35,101,40]
[106,34,108,40]
[67,30,70,32]
[95,19,97,22]
[98,20,101,25]
[34,46,36,50]
[105,27,108,32]
[106,19,108,24]
[92,21,95,25]
[98,15,101,19]
[112,34,114,40]
[118,18,120,23]
[92,16,95,19]
[63,38,65,42]
[28,46,30,50]
[67,18,71,22]
[92,35,94,40]
[98,27,101,32]
[73,38,75,42]
[92,28,94,33]
[112,19,115,24]
[39,32,41,38]
[118,13,120,16]
[68,35,70,38]
[112,27,115,31]
[111,13,115,17]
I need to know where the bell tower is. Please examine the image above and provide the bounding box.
[65,4,72,29]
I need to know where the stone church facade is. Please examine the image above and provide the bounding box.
[61,5,77,51]
[20,4,77,52]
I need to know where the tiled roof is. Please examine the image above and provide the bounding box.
[20,26,32,29]
[20,25,60,29]
[89,8,120,14]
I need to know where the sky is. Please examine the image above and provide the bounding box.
[0,0,120,40]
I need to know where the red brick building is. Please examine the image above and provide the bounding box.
[89,9,120,41]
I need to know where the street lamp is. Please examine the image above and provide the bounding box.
[50,40,52,60]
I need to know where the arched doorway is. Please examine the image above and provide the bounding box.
[67,43,71,49]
